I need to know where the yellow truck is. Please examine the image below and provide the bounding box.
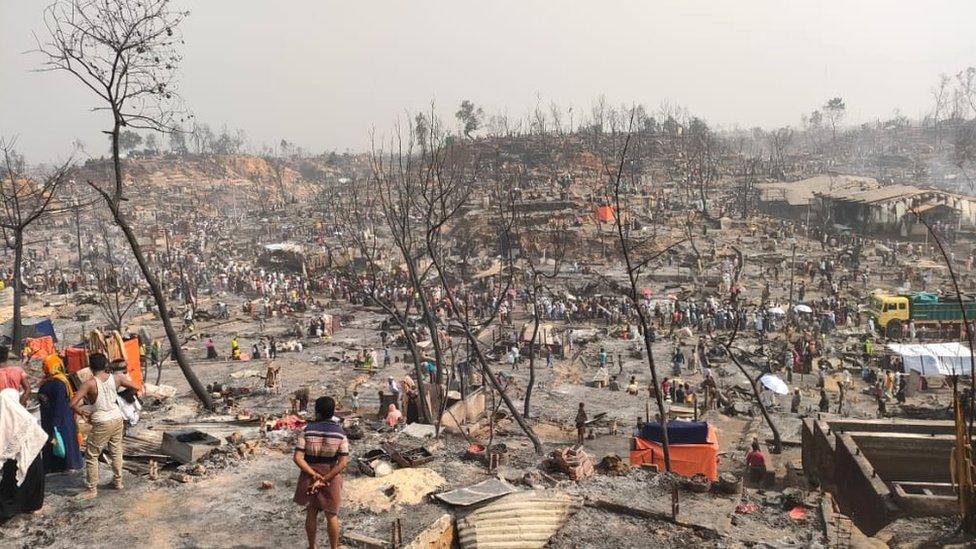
[867,290,976,338]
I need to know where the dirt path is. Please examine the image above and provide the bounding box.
[8,450,308,548]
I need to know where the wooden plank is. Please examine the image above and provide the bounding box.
[343,532,390,548]
[405,514,454,549]
[584,498,721,537]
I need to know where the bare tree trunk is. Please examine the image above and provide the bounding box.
[105,202,212,408]
[523,287,541,418]
[375,303,433,425]
[722,247,782,453]
[381,305,432,424]
[635,308,672,466]
[431,262,544,454]
[608,129,672,471]
[403,339,433,424]
[74,205,84,285]
[11,230,24,356]
[726,347,782,453]
[698,178,710,219]
[464,326,544,454]
[787,243,797,325]
[363,278,433,423]
[402,259,449,410]
[912,211,975,463]
[99,121,213,409]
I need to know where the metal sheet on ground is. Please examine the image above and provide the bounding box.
[434,478,517,507]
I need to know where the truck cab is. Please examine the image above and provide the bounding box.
[868,292,909,337]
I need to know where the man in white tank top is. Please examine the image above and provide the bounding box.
[69,353,143,498]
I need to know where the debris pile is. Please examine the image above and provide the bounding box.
[596,453,629,476]
[545,446,594,481]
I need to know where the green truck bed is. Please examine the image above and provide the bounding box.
[911,299,976,323]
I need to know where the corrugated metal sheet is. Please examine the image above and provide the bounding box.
[457,490,580,549]
[435,478,517,507]
[817,184,924,204]
[758,175,879,206]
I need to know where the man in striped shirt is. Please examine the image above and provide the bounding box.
[294,396,349,549]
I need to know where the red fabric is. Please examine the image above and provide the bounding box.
[273,415,307,431]
[65,347,88,374]
[788,506,808,520]
[122,337,143,389]
[26,336,55,359]
[596,205,616,222]
[629,425,719,480]
[0,366,27,391]
[746,450,766,469]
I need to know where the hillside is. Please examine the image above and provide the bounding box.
[73,154,357,200]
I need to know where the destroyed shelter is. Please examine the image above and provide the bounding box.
[802,417,974,536]
[816,185,976,237]
[757,174,879,220]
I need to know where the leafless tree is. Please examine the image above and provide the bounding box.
[956,67,976,119]
[424,185,545,455]
[600,112,674,471]
[822,97,846,146]
[515,207,568,418]
[714,247,783,453]
[36,0,212,407]
[331,179,433,424]
[548,101,565,135]
[401,118,544,453]
[683,118,720,219]
[370,124,452,394]
[768,127,794,178]
[0,140,71,353]
[910,208,976,533]
[94,264,140,333]
[933,74,952,147]
[950,68,976,189]
[956,122,976,190]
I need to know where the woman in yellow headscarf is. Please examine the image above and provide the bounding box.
[37,355,83,472]
[42,355,72,398]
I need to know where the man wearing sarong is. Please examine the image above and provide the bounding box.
[294,396,349,549]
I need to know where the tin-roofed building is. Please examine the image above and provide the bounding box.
[815,184,976,237]
[757,174,879,220]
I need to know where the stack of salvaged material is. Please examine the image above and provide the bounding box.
[597,453,629,476]
[548,446,594,480]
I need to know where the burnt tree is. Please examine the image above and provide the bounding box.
[37,0,212,407]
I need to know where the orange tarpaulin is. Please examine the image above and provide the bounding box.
[26,336,55,359]
[122,337,144,390]
[65,347,88,374]
[629,425,719,480]
[596,205,616,222]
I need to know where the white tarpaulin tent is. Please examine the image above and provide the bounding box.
[887,342,974,375]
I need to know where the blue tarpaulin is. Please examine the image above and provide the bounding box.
[640,421,709,445]
[1,317,57,343]
[32,319,56,341]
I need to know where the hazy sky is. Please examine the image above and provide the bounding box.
[2,0,975,162]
